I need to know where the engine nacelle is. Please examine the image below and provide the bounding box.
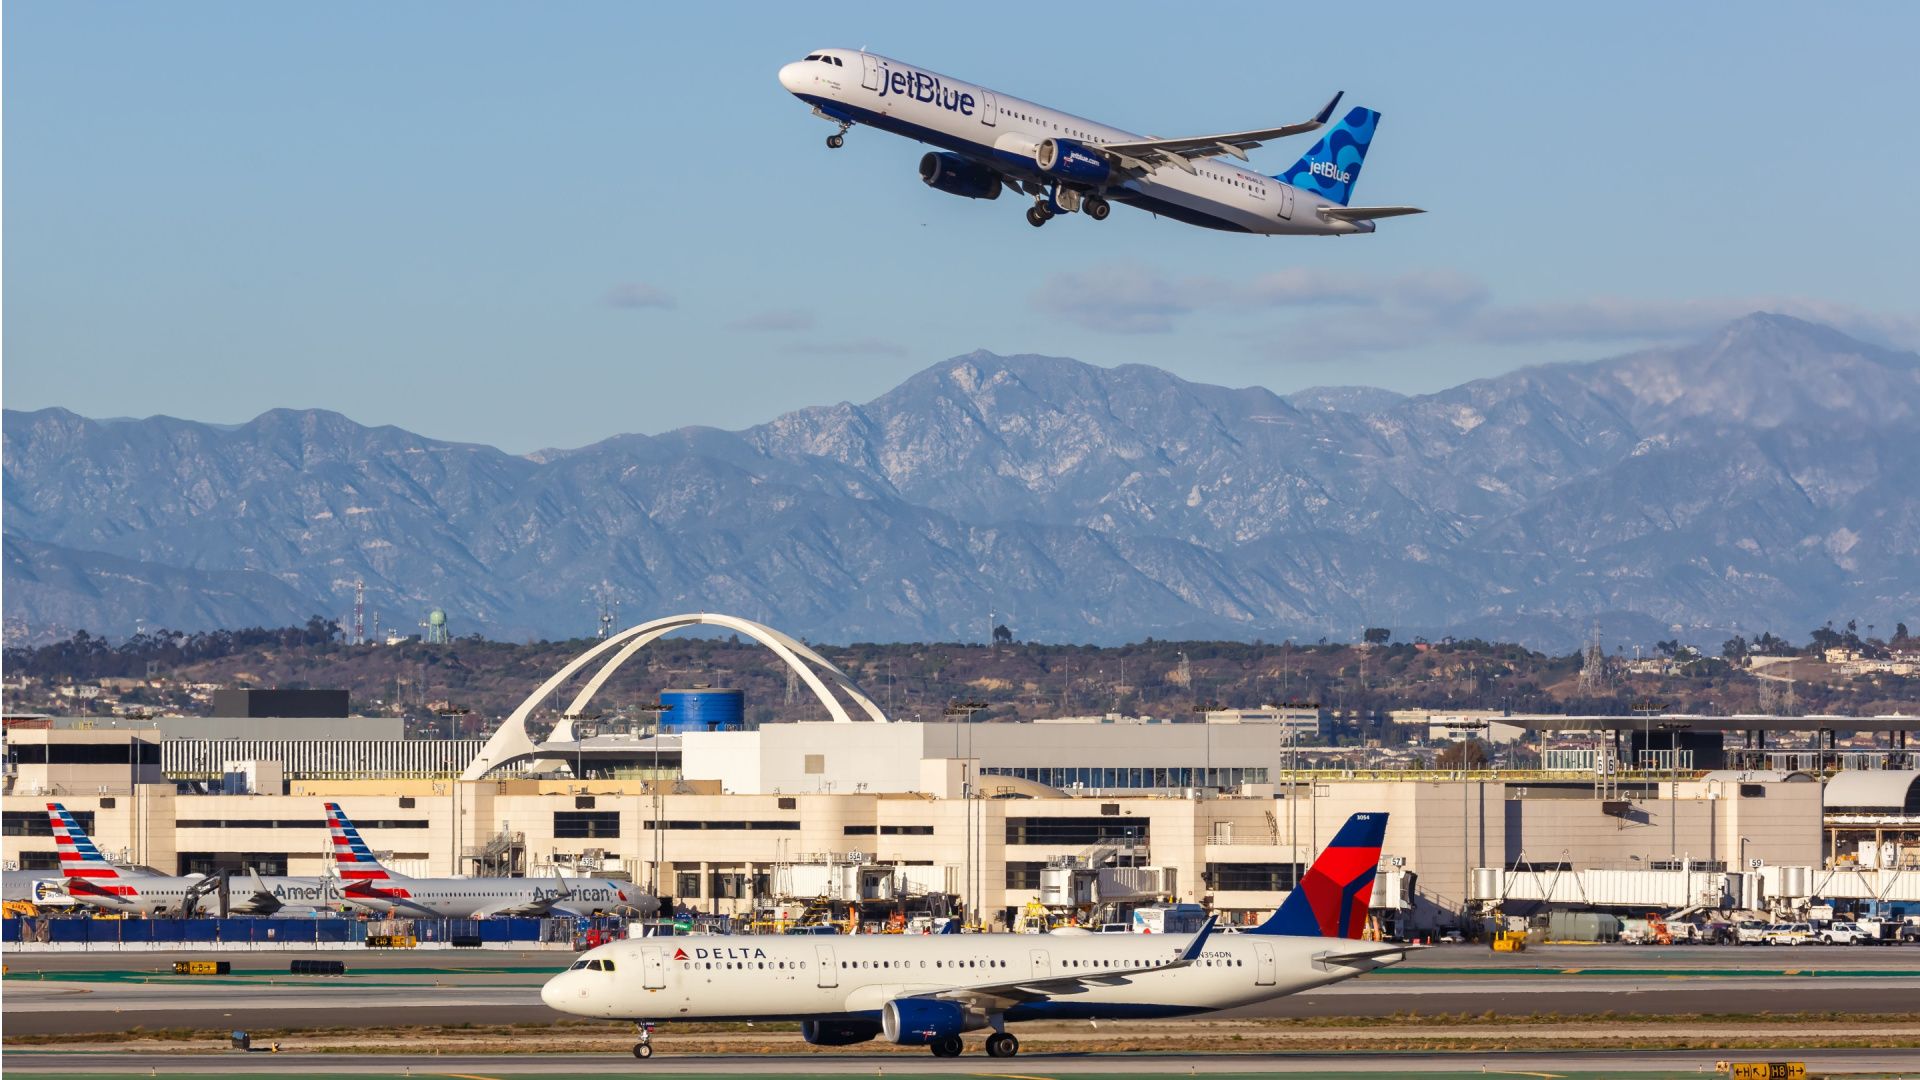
[801,1019,883,1046]
[918,152,1002,200]
[882,998,970,1046]
[1035,138,1111,185]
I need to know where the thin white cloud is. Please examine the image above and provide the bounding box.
[1031,263,1920,356]
[786,337,910,358]
[602,282,675,310]
[730,309,815,332]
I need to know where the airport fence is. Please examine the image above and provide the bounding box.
[0,914,598,951]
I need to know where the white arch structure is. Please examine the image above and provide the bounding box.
[461,612,888,780]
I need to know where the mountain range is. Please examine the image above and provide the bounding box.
[5,313,1916,651]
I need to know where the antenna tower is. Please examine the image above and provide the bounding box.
[352,579,366,646]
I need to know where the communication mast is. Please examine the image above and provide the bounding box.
[351,579,366,646]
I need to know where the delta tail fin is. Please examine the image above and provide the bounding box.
[1274,106,1380,207]
[1250,812,1387,939]
[325,802,405,881]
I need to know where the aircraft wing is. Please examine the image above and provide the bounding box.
[908,917,1216,1008]
[1097,93,1342,174]
[1318,205,1425,222]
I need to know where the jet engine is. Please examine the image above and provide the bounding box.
[800,1019,883,1046]
[918,153,1002,200]
[881,998,971,1045]
[1035,138,1112,185]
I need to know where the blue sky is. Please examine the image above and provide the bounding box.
[6,2,1917,452]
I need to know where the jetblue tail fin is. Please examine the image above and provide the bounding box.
[1251,812,1387,939]
[325,802,403,881]
[1275,106,1380,207]
[47,802,128,880]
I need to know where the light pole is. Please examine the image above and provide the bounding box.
[946,701,989,929]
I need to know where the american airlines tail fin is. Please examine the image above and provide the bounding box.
[1250,812,1387,939]
[47,802,131,880]
[325,802,405,881]
[1274,106,1380,206]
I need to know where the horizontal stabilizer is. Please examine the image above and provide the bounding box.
[1319,205,1425,222]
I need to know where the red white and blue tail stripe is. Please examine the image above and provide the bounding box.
[326,802,404,881]
[1252,812,1387,939]
[48,802,142,901]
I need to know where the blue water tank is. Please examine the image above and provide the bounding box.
[658,688,745,732]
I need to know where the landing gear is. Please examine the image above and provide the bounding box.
[930,1035,964,1057]
[1084,194,1111,221]
[1025,205,1051,228]
[985,1031,1019,1058]
[632,1022,654,1060]
[826,133,844,149]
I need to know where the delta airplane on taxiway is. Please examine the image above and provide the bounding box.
[778,50,1422,234]
[543,812,1406,1061]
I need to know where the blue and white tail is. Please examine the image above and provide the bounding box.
[326,802,404,881]
[1249,812,1387,939]
[1275,106,1381,207]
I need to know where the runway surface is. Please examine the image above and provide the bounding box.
[7,943,1920,1035]
[7,1048,1920,1078]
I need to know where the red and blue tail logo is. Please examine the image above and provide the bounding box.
[1253,812,1387,939]
[325,802,393,881]
[48,803,122,880]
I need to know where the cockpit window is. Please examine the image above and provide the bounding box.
[601,959,616,971]
[804,54,820,61]
[832,57,843,66]
[569,959,589,970]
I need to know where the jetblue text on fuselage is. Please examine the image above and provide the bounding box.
[876,65,974,115]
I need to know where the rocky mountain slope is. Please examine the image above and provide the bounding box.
[5,314,1915,648]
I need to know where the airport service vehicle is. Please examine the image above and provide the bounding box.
[1733,920,1773,945]
[325,803,653,919]
[1820,921,1874,945]
[44,803,337,916]
[1763,922,1813,946]
[778,50,1423,234]
[543,813,1407,1060]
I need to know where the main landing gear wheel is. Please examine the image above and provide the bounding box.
[929,1035,964,1057]
[1026,206,1050,228]
[985,1031,1019,1058]
[826,133,844,149]
[1085,195,1111,221]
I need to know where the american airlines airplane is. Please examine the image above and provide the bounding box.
[778,50,1422,234]
[45,802,337,916]
[543,812,1405,1061]
[326,802,653,919]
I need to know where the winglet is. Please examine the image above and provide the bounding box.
[1313,91,1345,125]
[1176,915,1218,963]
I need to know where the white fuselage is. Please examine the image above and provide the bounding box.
[543,929,1402,1025]
[778,50,1367,236]
[62,872,339,916]
[340,876,647,919]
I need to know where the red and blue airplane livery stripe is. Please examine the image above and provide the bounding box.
[1250,812,1388,940]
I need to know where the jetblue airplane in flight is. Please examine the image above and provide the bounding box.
[326,802,651,919]
[778,50,1422,234]
[544,812,1405,1060]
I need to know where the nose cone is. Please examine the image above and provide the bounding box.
[778,62,806,94]
[539,972,569,1012]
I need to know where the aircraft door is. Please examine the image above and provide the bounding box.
[1278,185,1295,221]
[980,90,997,127]
[1029,948,1052,979]
[815,944,839,988]
[1253,940,1277,986]
[642,947,666,989]
[860,53,881,93]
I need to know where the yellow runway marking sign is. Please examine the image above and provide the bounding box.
[1724,1062,1806,1080]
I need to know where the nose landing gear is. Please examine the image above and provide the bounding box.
[826,133,844,149]
[632,1022,654,1060]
